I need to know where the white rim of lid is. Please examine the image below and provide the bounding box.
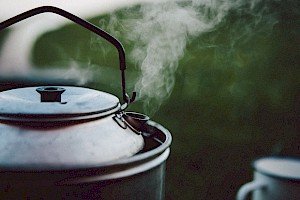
[254,157,300,180]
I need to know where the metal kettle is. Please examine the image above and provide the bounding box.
[0,6,171,200]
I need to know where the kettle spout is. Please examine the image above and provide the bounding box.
[123,112,150,134]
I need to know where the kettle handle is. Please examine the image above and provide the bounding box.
[0,6,136,105]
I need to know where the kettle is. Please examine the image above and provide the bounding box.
[0,6,171,200]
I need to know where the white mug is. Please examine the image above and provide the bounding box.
[236,157,300,200]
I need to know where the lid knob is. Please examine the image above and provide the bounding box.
[36,87,66,102]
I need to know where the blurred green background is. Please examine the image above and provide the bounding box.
[1,1,300,199]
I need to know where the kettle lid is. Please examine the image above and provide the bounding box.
[0,86,120,121]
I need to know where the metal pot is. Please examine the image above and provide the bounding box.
[0,7,172,200]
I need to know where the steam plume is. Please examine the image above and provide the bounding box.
[127,1,238,114]
[100,0,277,115]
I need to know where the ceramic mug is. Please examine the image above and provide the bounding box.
[236,157,300,200]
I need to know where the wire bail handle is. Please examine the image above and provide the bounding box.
[0,6,136,105]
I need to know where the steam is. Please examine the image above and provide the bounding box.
[99,0,278,115]
[49,61,93,85]
[126,1,238,114]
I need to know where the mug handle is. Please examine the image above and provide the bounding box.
[236,181,267,200]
